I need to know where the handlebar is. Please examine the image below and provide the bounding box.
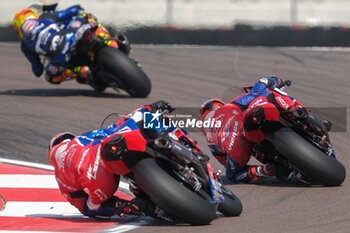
[242,79,292,94]
[150,100,176,113]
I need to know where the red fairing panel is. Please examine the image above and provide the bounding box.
[101,129,147,175]
[123,129,147,151]
[243,128,265,143]
[273,92,297,111]
[262,102,280,122]
[102,160,130,176]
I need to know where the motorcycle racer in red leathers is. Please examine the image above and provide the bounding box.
[48,102,171,220]
[200,77,308,183]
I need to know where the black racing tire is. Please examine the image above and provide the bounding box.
[217,186,242,217]
[96,47,151,97]
[273,127,346,186]
[133,158,216,225]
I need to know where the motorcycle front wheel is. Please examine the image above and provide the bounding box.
[217,185,242,217]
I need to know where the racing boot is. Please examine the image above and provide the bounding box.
[45,67,77,84]
[247,164,277,182]
[75,66,92,84]
[114,198,144,217]
[119,196,174,222]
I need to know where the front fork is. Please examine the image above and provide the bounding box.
[206,162,225,206]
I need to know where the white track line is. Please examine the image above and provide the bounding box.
[0,158,150,232]
[0,201,153,231]
[0,201,82,217]
[0,158,129,190]
[0,231,76,233]
[0,158,54,171]
[0,174,129,190]
[0,175,58,188]
[282,46,350,52]
[102,217,154,233]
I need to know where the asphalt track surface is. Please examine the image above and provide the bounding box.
[0,43,350,233]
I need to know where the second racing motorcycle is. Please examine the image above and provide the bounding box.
[242,80,346,186]
[38,4,151,97]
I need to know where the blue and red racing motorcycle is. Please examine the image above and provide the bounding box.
[242,80,345,186]
[100,102,242,225]
[37,3,151,97]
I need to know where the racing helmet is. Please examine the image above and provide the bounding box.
[199,99,225,117]
[49,132,75,150]
[13,8,38,39]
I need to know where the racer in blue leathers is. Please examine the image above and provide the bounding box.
[13,5,94,84]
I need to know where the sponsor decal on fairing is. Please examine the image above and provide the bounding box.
[228,120,239,151]
[276,96,289,109]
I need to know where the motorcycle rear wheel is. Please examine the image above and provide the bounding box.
[273,127,346,186]
[133,158,216,225]
[96,47,151,97]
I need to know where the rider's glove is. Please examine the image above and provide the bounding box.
[259,77,283,90]
[83,13,98,25]
[94,201,116,220]
[83,195,118,219]
[149,100,174,112]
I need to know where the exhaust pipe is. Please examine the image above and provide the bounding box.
[292,108,328,132]
[154,135,195,164]
[154,134,209,188]
[154,137,172,150]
